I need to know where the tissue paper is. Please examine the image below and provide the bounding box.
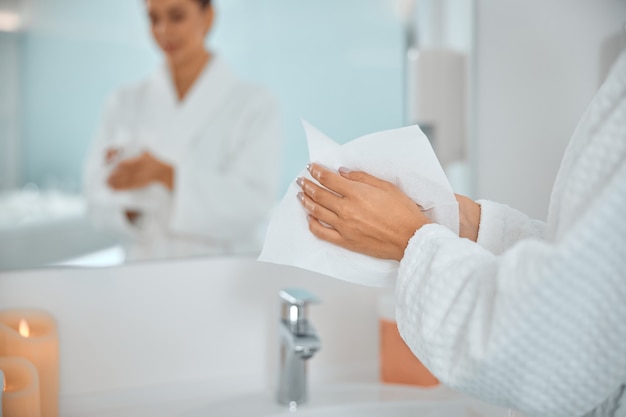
[259,121,458,287]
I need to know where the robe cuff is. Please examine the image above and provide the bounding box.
[475,200,544,255]
[398,223,459,285]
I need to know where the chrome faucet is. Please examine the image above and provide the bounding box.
[276,288,321,408]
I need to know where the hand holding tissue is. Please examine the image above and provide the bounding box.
[259,121,458,287]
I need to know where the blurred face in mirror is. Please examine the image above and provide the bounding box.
[146,0,214,64]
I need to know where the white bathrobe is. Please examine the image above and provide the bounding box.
[84,56,281,260]
[396,50,626,416]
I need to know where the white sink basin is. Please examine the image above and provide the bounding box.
[181,383,508,417]
[61,381,509,417]
[272,402,478,417]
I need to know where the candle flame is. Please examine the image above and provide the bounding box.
[18,319,30,338]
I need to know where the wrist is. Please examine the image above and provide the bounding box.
[392,211,430,261]
[456,194,480,242]
[156,163,174,191]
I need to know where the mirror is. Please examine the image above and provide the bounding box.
[0,0,475,271]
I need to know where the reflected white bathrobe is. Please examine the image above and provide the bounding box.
[84,56,281,260]
[397,51,626,416]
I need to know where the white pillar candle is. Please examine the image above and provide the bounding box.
[0,357,41,417]
[0,310,58,417]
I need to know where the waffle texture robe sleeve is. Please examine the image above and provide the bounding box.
[395,51,626,417]
[396,169,626,416]
[474,200,546,255]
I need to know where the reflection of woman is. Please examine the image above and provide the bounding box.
[297,51,626,415]
[84,0,281,260]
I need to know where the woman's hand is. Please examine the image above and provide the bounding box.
[297,163,431,261]
[107,151,174,191]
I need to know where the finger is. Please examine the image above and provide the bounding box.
[107,173,126,189]
[107,166,132,189]
[298,191,339,226]
[307,215,345,246]
[307,163,355,197]
[298,177,344,214]
[108,163,130,180]
[122,156,143,167]
[114,160,135,172]
[107,175,123,189]
[338,167,392,190]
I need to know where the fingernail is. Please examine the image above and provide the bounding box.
[296,177,304,187]
[306,163,312,172]
[338,167,352,174]
[297,192,304,203]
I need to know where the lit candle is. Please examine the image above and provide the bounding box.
[0,357,41,417]
[0,310,58,417]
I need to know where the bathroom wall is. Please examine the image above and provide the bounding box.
[18,0,404,194]
[416,0,474,51]
[16,0,626,221]
[473,0,626,219]
[0,32,20,190]
[0,258,383,398]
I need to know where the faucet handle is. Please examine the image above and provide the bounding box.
[279,288,320,336]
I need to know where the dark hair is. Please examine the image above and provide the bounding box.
[197,0,211,7]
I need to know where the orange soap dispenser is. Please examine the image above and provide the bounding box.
[378,286,439,387]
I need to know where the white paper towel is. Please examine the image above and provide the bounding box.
[258,121,458,287]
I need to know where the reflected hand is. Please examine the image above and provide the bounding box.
[297,163,431,261]
[107,151,174,191]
